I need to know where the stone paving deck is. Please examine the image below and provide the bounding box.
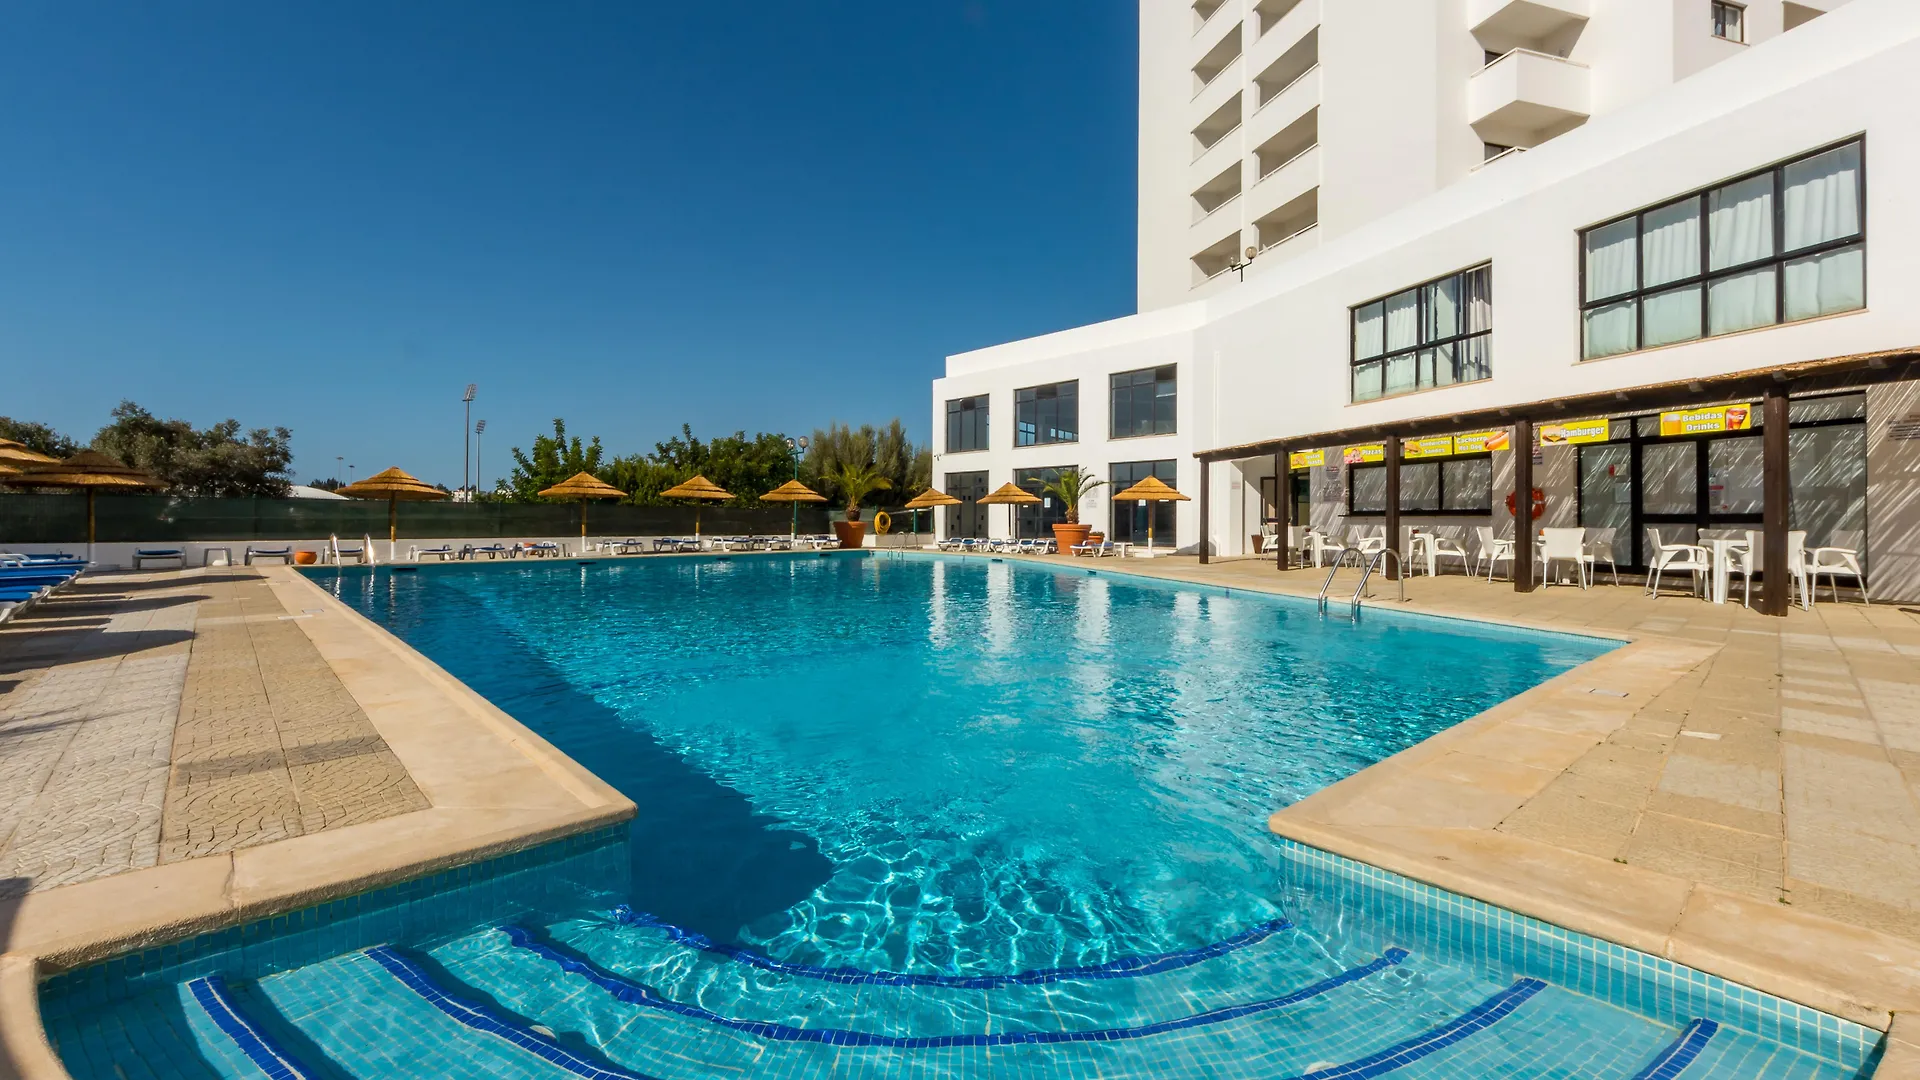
[1024,551,1920,1030]
[0,569,426,897]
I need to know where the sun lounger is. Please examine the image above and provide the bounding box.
[132,549,186,569]
[1072,540,1114,557]
[461,543,512,560]
[245,546,295,565]
[409,544,457,562]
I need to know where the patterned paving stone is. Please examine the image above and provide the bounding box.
[0,569,427,896]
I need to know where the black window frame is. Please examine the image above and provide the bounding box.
[1578,136,1866,360]
[945,394,990,454]
[1348,263,1493,403]
[1345,453,1495,517]
[1110,459,1179,547]
[1014,381,1079,447]
[1109,365,1178,440]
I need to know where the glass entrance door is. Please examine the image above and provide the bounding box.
[945,471,988,538]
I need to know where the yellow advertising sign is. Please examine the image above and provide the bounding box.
[1288,449,1324,470]
[1343,443,1384,465]
[1454,429,1509,453]
[1660,403,1754,436]
[1401,436,1455,459]
[1537,419,1610,446]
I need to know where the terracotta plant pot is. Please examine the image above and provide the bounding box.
[1250,534,1267,554]
[833,521,866,549]
[293,551,319,565]
[1052,523,1091,551]
[1087,532,1105,546]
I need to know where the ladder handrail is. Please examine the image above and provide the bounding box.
[1350,549,1407,610]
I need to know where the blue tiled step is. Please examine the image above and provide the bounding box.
[1628,1019,1719,1080]
[185,976,319,1080]
[605,903,1294,988]
[498,926,1408,1049]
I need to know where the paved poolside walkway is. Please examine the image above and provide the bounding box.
[0,569,427,897]
[1025,551,1920,1029]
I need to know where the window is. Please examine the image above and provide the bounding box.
[945,470,988,538]
[1350,264,1492,402]
[1110,366,1177,439]
[1014,381,1079,446]
[945,395,989,453]
[1712,1,1745,42]
[1111,460,1178,547]
[1581,138,1864,359]
[1014,467,1072,536]
[1346,455,1492,515]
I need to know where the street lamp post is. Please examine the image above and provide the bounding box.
[462,384,477,497]
[784,435,810,539]
[474,420,486,501]
[336,456,343,490]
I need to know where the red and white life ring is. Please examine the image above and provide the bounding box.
[1505,487,1546,520]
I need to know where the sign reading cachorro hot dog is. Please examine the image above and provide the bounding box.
[1659,404,1753,436]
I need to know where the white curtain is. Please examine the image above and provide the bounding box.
[1783,143,1861,251]
[1708,267,1777,335]
[1642,285,1701,347]
[1709,174,1774,270]
[1464,266,1492,332]
[1384,352,1417,396]
[1424,276,1461,340]
[1583,300,1636,358]
[1785,245,1864,321]
[1385,290,1418,353]
[1352,361,1382,402]
[1584,218,1636,301]
[1353,301,1384,359]
[1641,198,1700,287]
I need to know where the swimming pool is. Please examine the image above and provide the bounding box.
[38,553,1884,1078]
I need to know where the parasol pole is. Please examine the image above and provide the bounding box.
[388,496,398,562]
[87,489,96,564]
[580,500,588,551]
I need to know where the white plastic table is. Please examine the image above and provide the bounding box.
[1705,537,1750,604]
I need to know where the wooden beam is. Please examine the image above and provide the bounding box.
[1513,419,1535,593]
[1198,459,1211,564]
[1383,436,1401,581]
[1273,449,1288,572]
[1761,387,1791,616]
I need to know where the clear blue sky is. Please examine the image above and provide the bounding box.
[0,2,1136,488]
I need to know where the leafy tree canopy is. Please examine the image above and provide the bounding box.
[0,417,80,459]
[802,420,930,510]
[91,401,293,497]
[504,418,604,502]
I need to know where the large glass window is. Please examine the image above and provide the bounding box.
[1581,139,1864,359]
[1347,456,1492,514]
[944,470,988,538]
[1014,381,1079,446]
[1110,365,1177,439]
[1350,265,1491,402]
[1013,467,1071,536]
[945,395,989,453]
[1110,460,1178,547]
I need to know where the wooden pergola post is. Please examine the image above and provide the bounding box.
[1513,418,1535,592]
[1198,459,1211,564]
[1383,436,1401,581]
[1761,386,1791,616]
[1273,449,1289,571]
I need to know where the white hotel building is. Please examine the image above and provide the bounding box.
[930,0,1920,606]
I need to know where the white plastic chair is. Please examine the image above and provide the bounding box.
[1307,530,1347,568]
[1540,527,1593,589]
[1805,528,1868,605]
[1474,526,1514,582]
[1724,530,1758,608]
[1644,527,1709,598]
[1423,530,1470,577]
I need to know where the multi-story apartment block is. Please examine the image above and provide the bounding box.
[933,0,1920,605]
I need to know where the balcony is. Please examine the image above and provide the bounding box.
[1191,163,1244,224]
[1247,142,1318,227]
[1192,21,1244,95]
[1467,0,1588,54]
[1193,0,1229,34]
[1252,110,1317,184]
[1254,0,1308,37]
[1253,26,1317,108]
[1468,49,1590,148]
[1252,187,1318,255]
[1191,230,1248,285]
[1191,92,1244,161]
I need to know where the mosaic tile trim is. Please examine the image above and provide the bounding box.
[1629,1019,1719,1080]
[39,823,630,1018]
[365,945,659,1080]
[1285,978,1545,1080]
[186,975,317,1080]
[1270,838,1881,1070]
[606,903,1294,988]
[502,926,1409,1047]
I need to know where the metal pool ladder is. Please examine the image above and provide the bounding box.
[1318,548,1407,614]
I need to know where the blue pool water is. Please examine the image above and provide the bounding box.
[39,553,1885,1079]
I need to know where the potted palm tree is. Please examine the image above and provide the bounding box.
[828,463,892,549]
[1041,466,1106,552]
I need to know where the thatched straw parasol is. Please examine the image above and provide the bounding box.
[6,450,165,561]
[538,472,627,550]
[337,467,449,560]
[0,440,60,470]
[660,475,733,544]
[759,478,826,540]
[1111,475,1189,552]
[902,488,961,540]
[979,482,1041,542]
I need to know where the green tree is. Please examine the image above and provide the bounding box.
[1040,466,1106,524]
[0,417,79,458]
[802,419,928,504]
[506,418,604,502]
[91,401,292,497]
[825,463,892,521]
